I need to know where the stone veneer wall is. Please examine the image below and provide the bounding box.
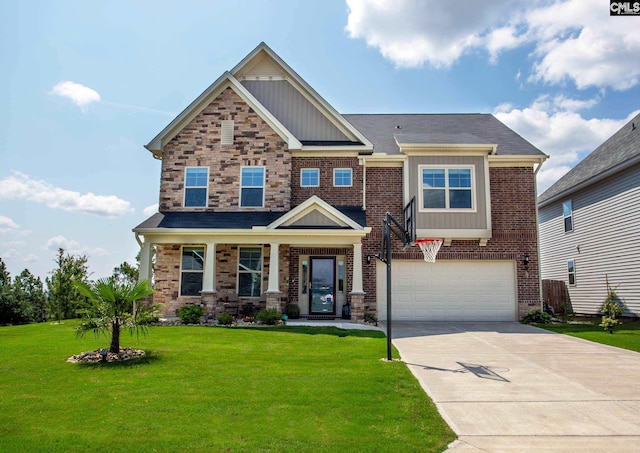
[159,87,291,212]
[154,243,290,317]
[362,166,541,319]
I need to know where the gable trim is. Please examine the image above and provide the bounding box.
[267,195,366,231]
[145,72,302,158]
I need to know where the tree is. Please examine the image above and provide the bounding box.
[112,261,139,286]
[46,248,90,321]
[0,258,20,325]
[74,278,156,353]
[13,269,48,323]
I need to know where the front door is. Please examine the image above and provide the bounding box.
[310,257,336,315]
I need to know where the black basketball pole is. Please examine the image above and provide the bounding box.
[385,213,393,361]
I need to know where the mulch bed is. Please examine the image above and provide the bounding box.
[67,348,145,364]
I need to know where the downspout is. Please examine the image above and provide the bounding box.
[533,157,546,314]
[360,157,366,210]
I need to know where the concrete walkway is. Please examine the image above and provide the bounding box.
[390,322,640,452]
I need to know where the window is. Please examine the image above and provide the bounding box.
[240,167,265,207]
[567,260,576,286]
[420,166,473,210]
[333,168,352,187]
[184,167,208,207]
[338,260,344,294]
[180,247,204,296]
[238,247,262,296]
[301,168,319,187]
[563,200,573,232]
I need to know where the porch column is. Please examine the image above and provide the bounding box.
[267,242,281,293]
[202,242,217,293]
[138,241,153,283]
[351,242,364,294]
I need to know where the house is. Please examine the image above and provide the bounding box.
[134,43,547,322]
[538,113,640,316]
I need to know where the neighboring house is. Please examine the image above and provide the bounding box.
[538,113,640,316]
[134,43,547,322]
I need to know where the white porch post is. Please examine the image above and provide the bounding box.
[267,242,281,293]
[351,242,364,294]
[138,241,152,283]
[202,242,216,293]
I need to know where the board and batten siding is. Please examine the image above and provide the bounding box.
[539,163,640,315]
[242,80,350,142]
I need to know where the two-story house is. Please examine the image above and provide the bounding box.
[134,43,547,322]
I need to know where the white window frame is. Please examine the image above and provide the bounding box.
[300,168,320,187]
[333,168,352,187]
[180,246,205,297]
[418,165,476,212]
[563,199,573,232]
[183,167,209,208]
[237,246,263,297]
[240,166,265,208]
[567,259,576,286]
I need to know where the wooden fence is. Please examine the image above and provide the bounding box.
[542,279,571,315]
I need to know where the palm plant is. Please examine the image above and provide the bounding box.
[74,278,156,353]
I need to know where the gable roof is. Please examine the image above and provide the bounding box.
[145,42,372,158]
[538,112,640,207]
[344,113,546,157]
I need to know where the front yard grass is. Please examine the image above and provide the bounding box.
[0,321,455,452]
[539,318,640,353]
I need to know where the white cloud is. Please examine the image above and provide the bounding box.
[0,171,133,218]
[50,81,101,112]
[143,203,159,216]
[44,235,109,257]
[495,101,640,192]
[345,0,640,90]
[0,216,19,234]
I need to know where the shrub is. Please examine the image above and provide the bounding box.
[600,283,625,334]
[364,313,377,324]
[217,311,234,325]
[178,304,204,324]
[256,308,282,325]
[284,303,300,319]
[521,309,552,325]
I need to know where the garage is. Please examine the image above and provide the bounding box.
[376,260,517,321]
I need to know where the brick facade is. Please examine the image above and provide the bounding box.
[291,157,363,206]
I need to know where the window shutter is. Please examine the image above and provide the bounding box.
[221,120,234,145]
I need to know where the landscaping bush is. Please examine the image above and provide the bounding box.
[600,284,625,334]
[521,309,552,325]
[217,311,234,325]
[256,308,282,325]
[284,303,300,319]
[178,304,203,324]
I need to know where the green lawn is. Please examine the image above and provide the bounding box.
[0,322,455,452]
[539,318,640,353]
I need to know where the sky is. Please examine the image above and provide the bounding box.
[1,0,639,282]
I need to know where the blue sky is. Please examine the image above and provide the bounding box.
[1,0,639,281]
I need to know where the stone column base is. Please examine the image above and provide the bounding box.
[266,292,283,312]
[200,292,218,318]
[350,293,365,323]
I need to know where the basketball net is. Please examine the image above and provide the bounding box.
[415,238,443,263]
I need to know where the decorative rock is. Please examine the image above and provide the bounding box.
[67,348,145,364]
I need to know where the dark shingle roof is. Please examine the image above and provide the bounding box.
[134,206,366,230]
[343,113,545,156]
[538,112,640,206]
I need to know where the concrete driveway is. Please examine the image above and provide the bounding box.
[390,322,640,452]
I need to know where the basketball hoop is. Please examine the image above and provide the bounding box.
[415,238,443,263]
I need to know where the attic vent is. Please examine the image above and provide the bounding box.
[221,120,234,145]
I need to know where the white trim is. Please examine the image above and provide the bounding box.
[300,168,320,187]
[333,168,353,187]
[183,167,209,208]
[237,245,263,297]
[268,195,366,231]
[418,165,477,213]
[180,245,205,297]
[567,259,576,286]
[240,166,266,208]
[563,199,574,233]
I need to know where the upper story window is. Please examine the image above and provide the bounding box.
[301,168,320,187]
[563,200,573,232]
[238,247,262,296]
[333,168,352,187]
[184,167,208,207]
[420,166,474,211]
[240,166,265,207]
[180,246,204,296]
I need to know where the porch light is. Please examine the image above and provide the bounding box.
[523,254,529,268]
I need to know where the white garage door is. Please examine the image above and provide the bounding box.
[377,260,517,321]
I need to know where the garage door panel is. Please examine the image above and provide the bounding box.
[377,260,517,321]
